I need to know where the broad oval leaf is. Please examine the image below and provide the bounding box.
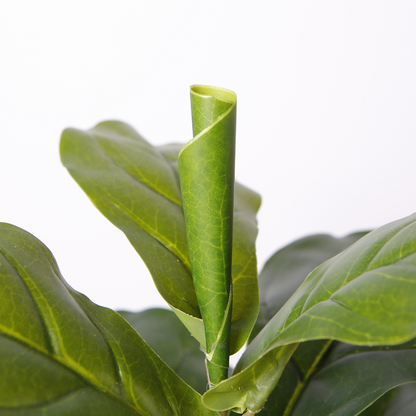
[118,308,207,394]
[204,213,416,413]
[0,223,217,416]
[60,119,260,355]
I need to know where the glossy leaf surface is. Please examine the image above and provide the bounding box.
[178,85,236,385]
[251,232,368,341]
[207,232,365,414]
[118,308,207,394]
[248,233,367,415]
[245,340,332,416]
[60,117,260,356]
[204,213,416,413]
[244,231,416,416]
[0,223,217,416]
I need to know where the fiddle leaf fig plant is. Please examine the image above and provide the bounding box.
[1,85,416,416]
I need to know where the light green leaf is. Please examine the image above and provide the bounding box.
[118,308,207,394]
[60,112,260,356]
[251,232,368,341]
[203,343,298,414]
[178,85,236,386]
[0,223,217,416]
[246,233,367,415]
[204,213,416,413]
[61,123,197,316]
[240,340,331,416]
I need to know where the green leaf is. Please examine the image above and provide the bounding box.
[245,233,368,415]
[251,232,416,416]
[247,233,367,415]
[178,85,236,386]
[118,308,207,394]
[386,384,416,415]
[204,343,299,414]
[0,223,217,416]
[251,232,368,341]
[245,340,332,416]
[363,384,416,416]
[61,123,196,315]
[290,340,416,416]
[358,389,397,416]
[60,111,260,356]
[204,213,416,413]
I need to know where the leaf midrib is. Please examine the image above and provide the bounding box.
[256,232,416,360]
[299,220,416,318]
[282,340,333,416]
[83,134,192,271]
[93,130,182,207]
[99,193,192,273]
[299,219,416,317]
[0,332,143,415]
[0,249,133,407]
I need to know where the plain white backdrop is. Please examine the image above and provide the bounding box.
[1,1,416,314]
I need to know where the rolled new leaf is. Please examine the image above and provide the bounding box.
[178,85,237,387]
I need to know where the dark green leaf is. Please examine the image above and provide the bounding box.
[372,383,416,416]
[358,389,397,416]
[0,223,217,416]
[178,85,236,385]
[60,116,260,356]
[204,213,416,413]
[118,308,207,394]
[291,340,416,416]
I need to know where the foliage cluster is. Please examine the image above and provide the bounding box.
[1,86,416,415]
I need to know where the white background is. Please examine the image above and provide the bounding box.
[1,1,416,313]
